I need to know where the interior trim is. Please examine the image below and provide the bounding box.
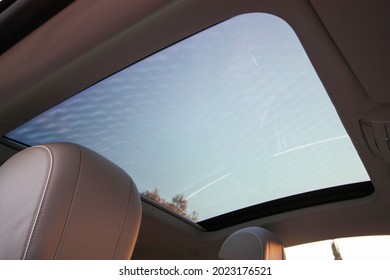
[0,0,74,55]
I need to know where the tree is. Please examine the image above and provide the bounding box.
[143,188,162,203]
[189,211,199,222]
[331,240,342,260]
[143,188,198,222]
[172,194,188,215]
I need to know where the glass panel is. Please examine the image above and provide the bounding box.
[6,13,369,221]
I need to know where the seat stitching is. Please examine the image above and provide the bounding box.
[53,145,83,259]
[22,146,53,260]
[112,180,135,259]
[243,231,264,259]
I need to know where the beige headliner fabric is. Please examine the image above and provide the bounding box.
[219,227,285,260]
[0,142,141,259]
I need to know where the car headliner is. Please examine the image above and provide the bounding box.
[0,0,389,259]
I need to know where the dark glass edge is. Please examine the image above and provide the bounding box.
[198,181,375,231]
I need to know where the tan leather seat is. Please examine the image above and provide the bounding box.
[219,226,285,260]
[0,142,141,259]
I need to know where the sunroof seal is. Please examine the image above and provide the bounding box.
[199,181,374,231]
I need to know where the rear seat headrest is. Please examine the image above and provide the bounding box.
[219,226,285,260]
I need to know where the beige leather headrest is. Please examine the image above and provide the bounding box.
[0,142,141,259]
[219,226,285,260]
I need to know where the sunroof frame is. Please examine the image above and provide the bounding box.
[4,12,371,223]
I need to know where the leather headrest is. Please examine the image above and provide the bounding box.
[0,142,141,259]
[219,226,285,260]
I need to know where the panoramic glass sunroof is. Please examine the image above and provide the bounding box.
[7,13,369,222]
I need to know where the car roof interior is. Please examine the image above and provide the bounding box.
[0,0,390,259]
